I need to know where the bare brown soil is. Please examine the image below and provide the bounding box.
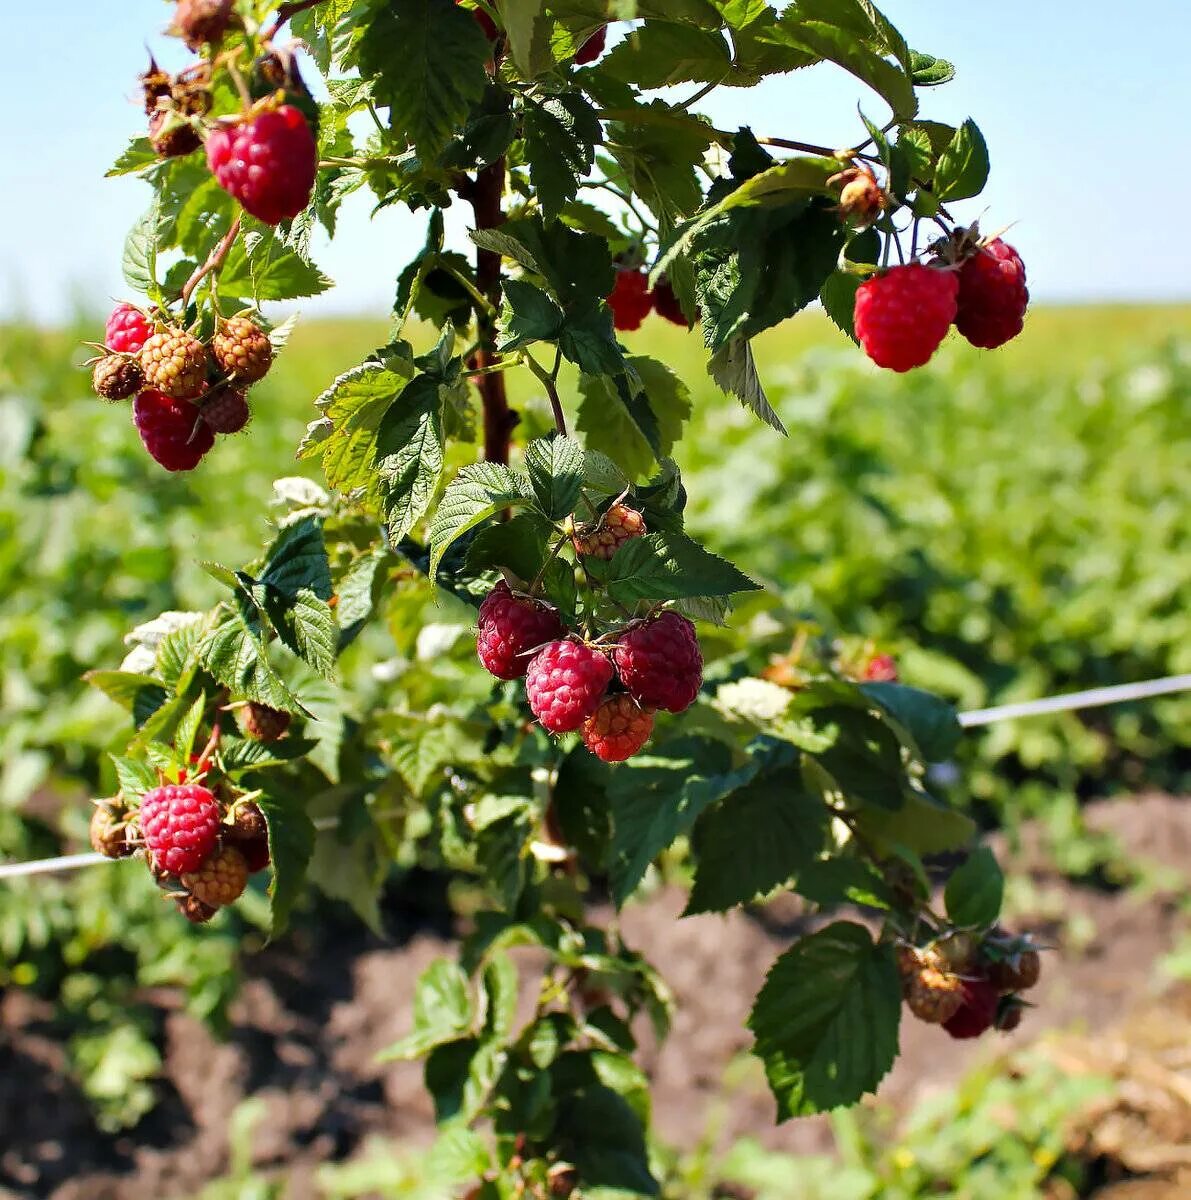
[2,793,1190,1200]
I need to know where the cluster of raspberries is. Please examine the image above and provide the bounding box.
[88,702,292,922]
[476,577,703,763]
[896,929,1043,1039]
[853,237,1029,372]
[607,268,695,332]
[92,305,276,471]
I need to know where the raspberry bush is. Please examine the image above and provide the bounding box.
[82,0,1041,1186]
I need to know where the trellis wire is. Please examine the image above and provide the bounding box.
[3,673,1189,883]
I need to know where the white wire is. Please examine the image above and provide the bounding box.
[2,673,1189,883]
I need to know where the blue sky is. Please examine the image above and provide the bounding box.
[1,1,1186,322]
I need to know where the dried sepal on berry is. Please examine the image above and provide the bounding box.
[90,799,135,859]
[92,355,145,401]
[176,894,219,924]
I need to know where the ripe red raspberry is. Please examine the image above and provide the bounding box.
[862,653,899,682]
[237,702,291,742]
[140,330,208,399]
[171,0,235,49]
[105,304,153,355]
[140,783,221,875]
[574,25,607,64]
[853,263,958,372]
[582,694,654,762]
[133,389,215,471]
[612,611,703,714]
[954,238,1029,349]
[942,976,999,1040]
[92,355,145,401]
[607,268,653,332]
[200,388,250,434]
[182,843,249,907]
[571,503,646,560]
[525,640,614,733]
[176,894,218,924]
[207,105,318,226]
[212,316,273,384]
[90,801,134,859]
[477,580,565,681]
[651,277,694,327]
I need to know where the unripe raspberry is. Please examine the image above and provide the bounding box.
[571,503,646,561]
[582,694,654,762]
[607,268,652,332]
[170,0,235,49]
[612,611,703,714]
[200,388,250,434]
[942,976,999,1040]
[149,110,202,159]
[182,844,249,908]
[831,166,884,223]
[90,801,134,859]
[862,653,898,682]
[207,105,318,226]
[237,702,291,742]
[212,316,273,384]
[140,783,221,875]
[525,640,614,733]
[176,894,219,924]
[476,580,565,681]
[904,965,965,1025]
[954,238,1029,349]
[651,277,694,327]
[574,25,607,64]
[140,330,208,399]
[853,263,958,372]
[92,355,145,401]
[105,304,153,355]
[133,389,215,471]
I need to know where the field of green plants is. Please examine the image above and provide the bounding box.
[1,302,1188,1187]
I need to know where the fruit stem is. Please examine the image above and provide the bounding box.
[523,347,567,438]
[467,153,515,465]
[180,217,242,311]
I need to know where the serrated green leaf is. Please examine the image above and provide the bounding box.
[123,203,161,298]
[111,755,159,799]
[428,462,529,575]
[380,958,475,1061]
[748,922,900,1117]
[605,531,757,605]
[934,118,989,202]
[219,224,332,301]
[84,671,169,720]
[522,93,601,222]
[909,49,955,86]
[256,788,316,937]
[819,271,862,343]
[944,845,1004,928]
[375,374,445,541]
[860,682,962,761]
[707,337,786,434]
[525,435,585,520]
[262,516,333,601]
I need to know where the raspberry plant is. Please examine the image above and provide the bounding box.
[86,0,1040,1188]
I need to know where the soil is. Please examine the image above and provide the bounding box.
[2,793,1190,1200]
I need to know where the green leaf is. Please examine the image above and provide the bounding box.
[748,922,901,1117]
[84,671,169,724]
[708,337,786,434]
[909,49,956,86]
[860,682,963,761]
[605,99,712,223]
[686,772,827,914]
[110,755,158,799]
[933,118,989,202]
[380,958,475,1060]
[219,223,332,301]
[819,271,862,343]
[811,707,907,811]
[375,374,445,541]
[256,788,316,936]
[428,462,530,575]
[500,279,565,347]
[427,1127,491,1183]
[602,21,733,88]
[608,737,758,905]
[522,93,602,222]
[496,0,548,78]
[605,531,758,605]
[853,789,975,857]
[262,517,333,601]
[359,0,492,158]
[944,846,1004,928]
[123,203,161,298]
[464,512,555,582]
[268,589,338,679]
[525,435,585,520]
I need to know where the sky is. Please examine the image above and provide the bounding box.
[1,1,1188,323]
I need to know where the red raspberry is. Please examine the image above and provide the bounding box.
[183,844,249,907]
[582,694,654,762]
[171,0,235,49]
[477,580,565,681]
[237,835,270,874]
[853,263,958,372]
[140,330,208,399]
[571,503,646,560]
[133,389,215,471]
[200,389,250,434]
[212,316,273,384]
[612,611,703,714]
[237,702,291,742]
[651,277,694,327]
[954,238,1029,349]
[942,977,999,1040]
[862,653,899,682]
[140,783,221,875]
[206,105,318,226]
[92,355,145,401]
[574,25,607,64]
[105,304,153,355]
[607,268,653,332]
[525,640,614,733]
